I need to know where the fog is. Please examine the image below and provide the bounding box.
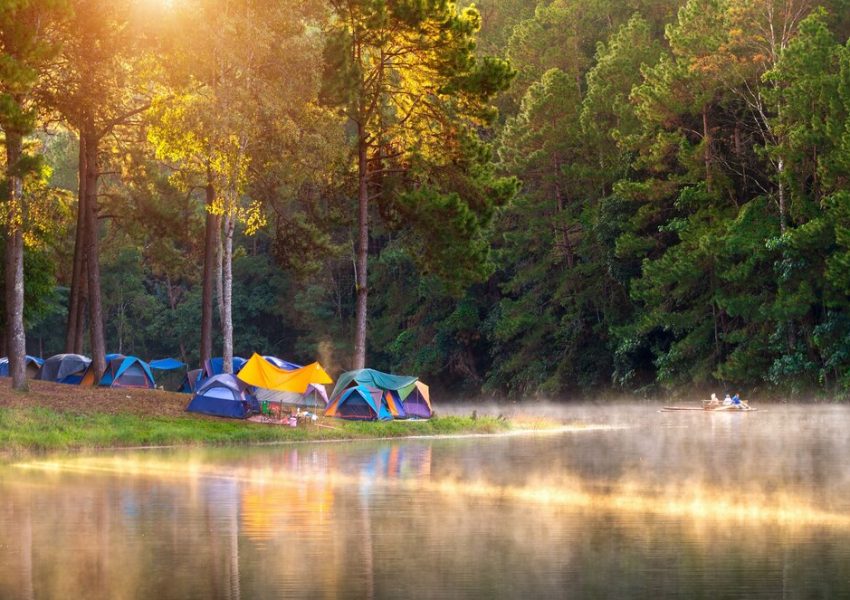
[1,403,849,598]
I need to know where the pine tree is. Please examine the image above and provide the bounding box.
[321,0,513,369]
[0,0,67,390]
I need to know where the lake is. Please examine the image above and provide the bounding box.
[1,404,849,599]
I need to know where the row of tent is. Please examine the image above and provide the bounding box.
[32,353,164,388]
[2,352,432,422]
[187,354,432,422]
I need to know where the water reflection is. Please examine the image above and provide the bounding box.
[1,405,850,598]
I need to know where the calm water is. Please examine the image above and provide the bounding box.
[1,404,849,599]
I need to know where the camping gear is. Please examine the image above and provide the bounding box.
[329,369,433,419]
[256,383,329,410]
[150,358,188,391]
[37,354,92,384]
[98,356,156,388]
[149,358,186,371]
[324,385,392,421]
[186,374,260,419]
[0,355,44,379]
[237,353,332,393]
[245,356,331,409]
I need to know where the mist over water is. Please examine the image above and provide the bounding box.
[1,404,849,598]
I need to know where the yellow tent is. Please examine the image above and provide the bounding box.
[237,353,332,393]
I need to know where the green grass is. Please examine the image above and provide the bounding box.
[0,407,511,454]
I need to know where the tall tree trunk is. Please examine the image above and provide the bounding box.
[222,215,234,374]
[4,131,27,391]
[83,123,106,379]
[200,174,217,365]
[353,128,369,370]
[215,216,224,335]
[117,304,124,355]
[703,105,712,193]
[65,132,87,353]
[74,253,87,354]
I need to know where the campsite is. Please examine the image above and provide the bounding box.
[0,350,465,452]
[5,0,850,597]
[0,376,508,452]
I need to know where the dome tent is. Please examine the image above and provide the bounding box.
[329,369,432,420]
[37,354,91,384]
[99,356,156,388]
[0,355,43,379]
[324,385,392,421]
[186,374,260,419]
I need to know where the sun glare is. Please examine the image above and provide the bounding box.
[15,456,850,532]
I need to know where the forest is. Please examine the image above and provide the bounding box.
[3,0,850,399]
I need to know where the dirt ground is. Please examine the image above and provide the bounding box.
[0,378,191,417]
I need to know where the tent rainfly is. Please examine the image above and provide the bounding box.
[149,358,186,371]
[204,357,247,378]
[329,368,432,420]
[37,354,92,384]
[254,356,331,408]
[0,355,44,379]
[237,353,332,394]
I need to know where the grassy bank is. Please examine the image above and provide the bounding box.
[0,406,511,453]
[0,380,511,454]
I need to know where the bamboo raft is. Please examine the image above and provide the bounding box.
[660,406,758,412]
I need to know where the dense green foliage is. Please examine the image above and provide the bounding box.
[9,0,850,400]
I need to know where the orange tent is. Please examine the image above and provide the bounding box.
[237,353,332,393]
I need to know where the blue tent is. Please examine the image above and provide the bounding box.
[325,385,392,421]
[37,354,91,384]
[329,368,432,420]
[78,353,125,385]
[149,358,186,371]
[0,355,44,378]
[99,356,156,388]
[186,374,259,419]
[203,356,247,378]
[329,369,418,401]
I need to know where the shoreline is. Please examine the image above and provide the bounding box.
[30,423,607,455]
[0,380,539,455]
[0,404,521,456]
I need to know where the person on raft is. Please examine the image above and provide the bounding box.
[719,393,750,409]
[704,393,750,409]
[704,393,721,409]
[704,392,752,409]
